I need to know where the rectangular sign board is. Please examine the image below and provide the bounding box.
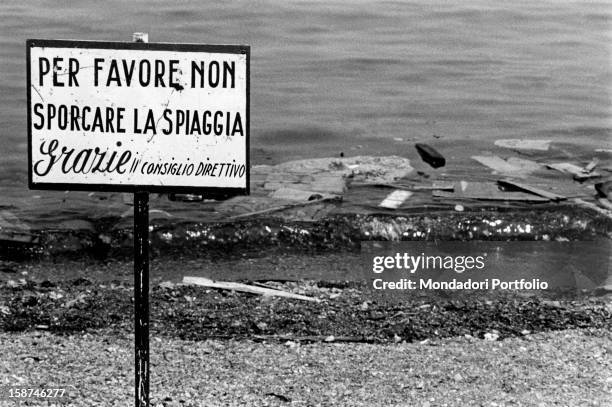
[27,40,249,196]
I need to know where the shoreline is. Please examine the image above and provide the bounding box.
[1,205,611,261]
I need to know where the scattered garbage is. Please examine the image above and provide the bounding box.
[546,163,601,181]
[472,156,541,178]
[270,188,334,202]
[434,181,549,202]
[270,156,414,185]
[415,143,446,168]
[494,139,551,151]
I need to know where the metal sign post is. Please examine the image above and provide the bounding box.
[132,32,150,407]
[134,190,150,407]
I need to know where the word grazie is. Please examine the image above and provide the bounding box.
[27,40,249,194]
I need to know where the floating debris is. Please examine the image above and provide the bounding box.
[472,156,540,178]
[270,156,414,185]
[378,190,413,209]
[494,139,551,151]
[414,182,454,191]
[546,163,601,181]
[415,143,446,168]
[497,179,566,201]
[270,188,334,202]
[434,181,549,202]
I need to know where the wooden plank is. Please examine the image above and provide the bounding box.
[349,182,454,191]
[182,276,320,302]
[497,179,566,201]
[433,181,549,202]
[472,155,540,177]
[378,190,413,209]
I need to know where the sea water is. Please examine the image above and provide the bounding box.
[0,0,610,226]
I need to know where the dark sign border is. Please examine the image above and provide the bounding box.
[26,39,250,198]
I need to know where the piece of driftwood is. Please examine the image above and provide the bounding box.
[497,179,566,201]
[182,276,320,302]
[415,143,446,168]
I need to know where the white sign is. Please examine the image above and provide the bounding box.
[27,40,249,195]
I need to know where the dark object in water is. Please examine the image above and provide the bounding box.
[415,143,445,168]
[595,181,612,198]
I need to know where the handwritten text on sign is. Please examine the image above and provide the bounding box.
[27,40,249,193]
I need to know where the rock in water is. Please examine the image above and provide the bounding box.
[415,143,446,168]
